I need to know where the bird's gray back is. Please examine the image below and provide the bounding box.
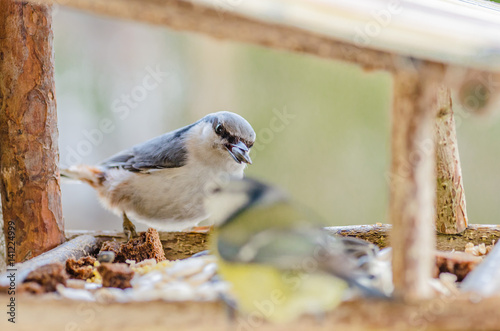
[100,122,197,172]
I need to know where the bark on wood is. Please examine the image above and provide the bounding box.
[326,224,500,252]
[0,235,100,288]
[0,0,64,262]
[0,205,5,272]
[435,86,468,234]
[65,230,209,260]
[461,240,500,296]
[2,295,500,331]
[389,61,444,301]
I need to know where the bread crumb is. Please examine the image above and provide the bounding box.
[66,256,96,280]
[23,263,68,292]
[464,242,494,256]
[98,263,134,289]
[100,228,166,263]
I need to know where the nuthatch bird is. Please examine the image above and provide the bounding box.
[61,111,255,239]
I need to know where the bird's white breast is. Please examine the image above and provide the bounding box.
[98,157,245,231]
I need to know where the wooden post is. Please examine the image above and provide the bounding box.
[389,61,441,301]
[0,0,64,262]
[435,86,468,234]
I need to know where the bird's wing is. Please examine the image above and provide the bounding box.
[218,227,381,281]
[100,124,194,172]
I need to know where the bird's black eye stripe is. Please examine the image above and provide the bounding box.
[213,119,254,147]
[214,123,232,141]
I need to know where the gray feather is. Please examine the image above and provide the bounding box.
[100,123,195,172]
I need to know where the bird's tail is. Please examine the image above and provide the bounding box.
[60,165,105,188]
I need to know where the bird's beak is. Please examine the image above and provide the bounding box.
[226,141,252,164]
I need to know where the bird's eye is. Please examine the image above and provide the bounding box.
[215,124,224,135]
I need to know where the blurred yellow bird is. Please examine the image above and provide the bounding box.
[206,178,388,323]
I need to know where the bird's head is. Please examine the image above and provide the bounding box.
[193,112,255,167]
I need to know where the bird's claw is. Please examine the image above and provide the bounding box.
[123,213,139,241]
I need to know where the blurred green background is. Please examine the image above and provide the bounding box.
[55,8,500,231]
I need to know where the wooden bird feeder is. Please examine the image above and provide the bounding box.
[2,0,500,330]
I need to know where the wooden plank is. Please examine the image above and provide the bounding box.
[1,295,500,331]
[66,225,500,257]
[326,224,500,251]
[0,0,65,262]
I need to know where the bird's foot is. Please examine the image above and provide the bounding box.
[122,213,139,241]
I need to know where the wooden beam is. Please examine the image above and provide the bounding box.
[66,225,500,259]
[0,0,65,262]
[389,60,443,301]
[326,224,500,252]
[2,295,500,331]
[435,86,468,234]
[30,0,399,72]
[21,0,500,71]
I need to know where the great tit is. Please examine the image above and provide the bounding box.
[206,178,390,323]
